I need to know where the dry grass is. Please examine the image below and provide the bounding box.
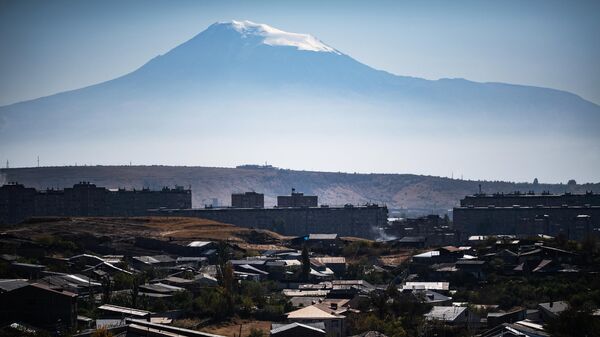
[378,252,412,266]
[199,318,271,337]
[2,216,287,249]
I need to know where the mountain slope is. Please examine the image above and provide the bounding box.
[1,20,599,181]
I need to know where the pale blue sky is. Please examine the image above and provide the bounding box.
[0,0,599,106]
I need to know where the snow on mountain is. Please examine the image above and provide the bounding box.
[223,20,340,54]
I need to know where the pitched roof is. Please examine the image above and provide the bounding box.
[403,282,449,291]
[287,305,339,319]
[0,279,29,293]
[98,304,152,317]
[313,257,346,264]
[187,241,213,248]
[425,306,467,321]
[271,322,326,335]
[308,234,338,240]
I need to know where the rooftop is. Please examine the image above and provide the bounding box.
[425,306,467,321]
[287,305,340,319]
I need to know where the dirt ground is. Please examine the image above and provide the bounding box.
[1,216,289,250]
[378,252,412,266]
[199,318,272,337]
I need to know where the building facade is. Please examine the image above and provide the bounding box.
[277,189,318,208]
[0,182,192,224]
[454,192,600,241]
[231,191,264,208]
[151,205,388,239]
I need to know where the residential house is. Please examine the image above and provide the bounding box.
[271,322,326,337]
[287,304,346,337]
[0,283,77,330]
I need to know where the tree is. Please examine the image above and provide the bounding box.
[301,245,310,281]
[91,327,113,337]
[247,328,265,337]
[533,178,539,185]
[101,275,112,304]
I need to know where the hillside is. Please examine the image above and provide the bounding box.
[2,166,598,214]
[1,216,288,252]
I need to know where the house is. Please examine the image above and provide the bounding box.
[176,256,208,269]
[455,260,487,280]
[396,236,426,248]
[487,307,527,328]
[538,301,569,321]
[139,282,185,295]
[233,264,269,281]
[0,283,78,330]
[271,322,326,337]
[295,234,342,253]
[131,255,176,270]
[311,257,347,276]
[287,304,346,337]
[74,318,226,337]
[0,279,29,293]
[97,304,152,320]
[40,273,102,295]
[412,290,452,305]
[424,306,471,326]
[186,241,217,256]
[10,262,46,279]
[480,320,549,337]
[310,259,335,280]
[401,282,450,292]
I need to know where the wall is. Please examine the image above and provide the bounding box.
[152,206,388,239]
[453,206,600,240]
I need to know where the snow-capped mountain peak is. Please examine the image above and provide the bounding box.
[216,20,340,54]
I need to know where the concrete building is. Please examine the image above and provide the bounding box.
[0,182,192,224]
[231,191,264,208]
[454,192,600,241]
[0,183,36,224]
[278,189,318,208]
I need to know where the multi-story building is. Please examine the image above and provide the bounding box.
[454,192,600,241]
[231,191,264,208]
[277,189,318,208]
[0,182,192,224]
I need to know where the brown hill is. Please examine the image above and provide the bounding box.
[1,166,597,215]
[1,216,288,252]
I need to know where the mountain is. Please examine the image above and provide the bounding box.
[2,165,599,216]
[1,20,599,181]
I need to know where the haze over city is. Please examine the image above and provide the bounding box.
[1,1,600,183]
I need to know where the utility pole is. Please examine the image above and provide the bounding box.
[37,156,40,168]
[5,160,8,169]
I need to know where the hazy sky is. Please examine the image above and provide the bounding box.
[1,0,599,106]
